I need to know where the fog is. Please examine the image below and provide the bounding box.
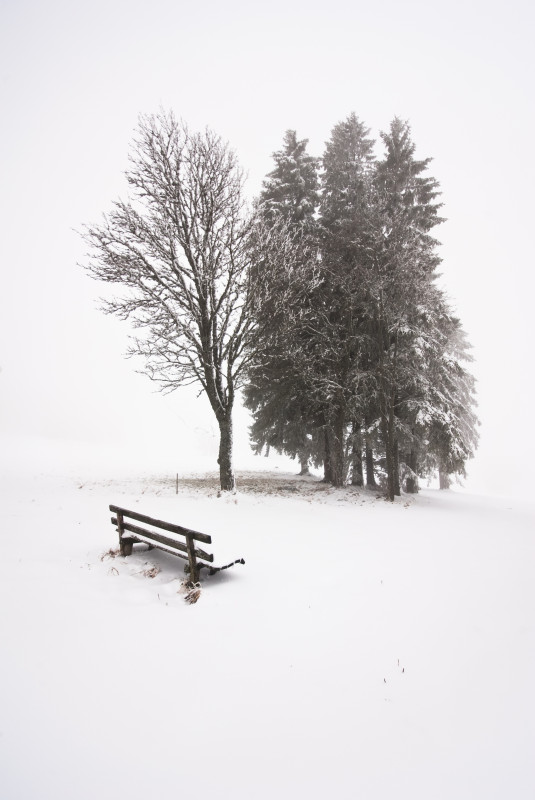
[1,0,533,495]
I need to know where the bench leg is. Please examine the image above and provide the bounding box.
[185,534,199,582]
[116,510,133,556]
[120,538,133,557]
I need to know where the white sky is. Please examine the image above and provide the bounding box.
[1,0,533,496]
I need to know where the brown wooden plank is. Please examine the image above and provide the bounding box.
[124,532,189,562]
[111,517,214,563]
[109,505,212,544]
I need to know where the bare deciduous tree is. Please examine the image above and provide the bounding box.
[81,111,254,491]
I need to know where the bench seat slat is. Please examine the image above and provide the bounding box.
[109,505,212,544]
[111,517,214,563]
[124,531,189,562]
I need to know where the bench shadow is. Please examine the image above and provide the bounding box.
[127,543,244,588]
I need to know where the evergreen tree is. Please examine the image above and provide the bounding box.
[415,309,480,486]
[369,118,444,500]
[246,115,479,497]
[314,114,377,486]
[259,130,319,229]
[320,113,375,239]
[244,131,320,471]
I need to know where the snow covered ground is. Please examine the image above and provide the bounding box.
[1,437,534,799]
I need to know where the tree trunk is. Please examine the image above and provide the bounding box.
[322,427,333,483]
[439,470,451,490]
[405,448,419,493]
[217,413,236,491]
[381,409,396,502]
[393,439,401,496]
[365,442,376,487]
[384,444,395,501]
[328,434,345,486]
[327,408,346,487]
[351,422,363,487]
[298,452,310,476]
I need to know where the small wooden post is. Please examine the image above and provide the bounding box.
[185,534,198,583]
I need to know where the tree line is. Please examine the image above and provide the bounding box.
[81,110,478,498]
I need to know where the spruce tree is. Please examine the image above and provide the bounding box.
[259,130,319,229]
[243,131,320,471]
[415,309,480,486]
[316,114,377,486]
[369,118,444,499]
[246,115,479,496]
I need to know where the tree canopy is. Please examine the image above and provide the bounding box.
[244,115,479,498]
[81,110,479,497]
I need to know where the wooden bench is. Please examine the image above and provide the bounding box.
[110,505,245,582]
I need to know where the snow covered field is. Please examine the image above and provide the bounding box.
[1,438,534,799]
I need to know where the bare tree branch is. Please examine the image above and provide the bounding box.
[79,110,259,491]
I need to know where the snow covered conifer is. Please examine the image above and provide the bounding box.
[247,115,479,496]
[320,113,375,243]
[369,118,445,499]
[417,310,480,487]
[258,130,319,229]
[314,114,377,486]
[244,131,321,471]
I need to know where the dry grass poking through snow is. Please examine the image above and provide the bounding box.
[77,468,392,506]
[176,470,382,502]
[99,547,120,561]
[179,579,202,604]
